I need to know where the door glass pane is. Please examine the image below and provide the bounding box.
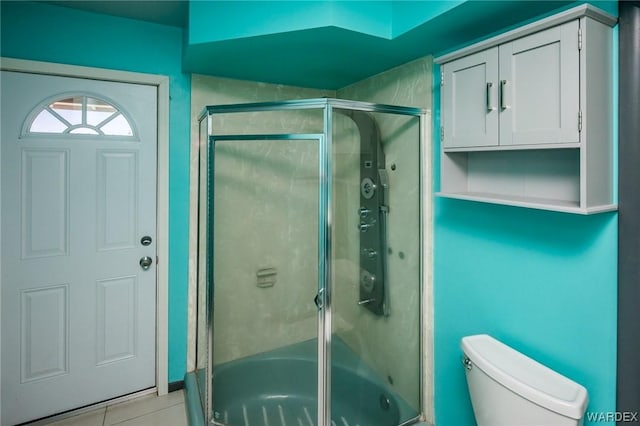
[211,137,320,425]
[331,110,421,425]
[50,97,83,125]
[86,97,117,126]
[69,127,99,135]
[100,114,134,136]
[30,110,67,133]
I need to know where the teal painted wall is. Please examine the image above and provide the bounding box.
[391,0,465,36]
[187,0,477,45]
[431,5,619,424]
[0,1,191,383]
[433,202,617,425]
[188,0,429,44]
[189,1,332,43]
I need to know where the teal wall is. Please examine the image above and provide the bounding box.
[432,202,617,425]
[0,1,191,383]
[187,0,462,44]
[431,7,619,424]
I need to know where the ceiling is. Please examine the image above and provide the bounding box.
[43,0,188,27]
[182,0,578,89]
[40,0,587,89]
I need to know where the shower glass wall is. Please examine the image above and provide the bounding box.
[194,98,427,426]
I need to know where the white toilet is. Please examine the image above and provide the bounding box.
[461,334,589,426]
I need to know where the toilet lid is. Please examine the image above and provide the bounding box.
[461,334,589,419]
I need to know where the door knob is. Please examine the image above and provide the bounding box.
[139,256,153,270]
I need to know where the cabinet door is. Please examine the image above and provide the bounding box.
[442,47,499,148]
[499,20,580,146]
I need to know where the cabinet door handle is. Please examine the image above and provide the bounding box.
[500,79,510,110]
[486,82,496,112]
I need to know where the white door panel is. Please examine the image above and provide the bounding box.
[21,148,70,259]
[442,47,499,148]
[1,71,157,425]
[499,20,580,145]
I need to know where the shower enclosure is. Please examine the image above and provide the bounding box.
[189,98,429,426]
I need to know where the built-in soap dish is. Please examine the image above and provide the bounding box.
[256,268,277,288]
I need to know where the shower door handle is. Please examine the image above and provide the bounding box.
[314,288,325,310]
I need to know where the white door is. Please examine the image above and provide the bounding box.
[442,47,499,149]
[1,71,157,425]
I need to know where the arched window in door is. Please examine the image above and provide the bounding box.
[23,94,137,138]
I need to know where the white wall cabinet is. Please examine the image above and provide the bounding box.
[436,4,617,214]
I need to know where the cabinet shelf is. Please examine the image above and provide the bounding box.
[443,142,581,153]
[436,191,616,215]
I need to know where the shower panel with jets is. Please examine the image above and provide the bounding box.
[189,98,428,426]
[342,109,390,316]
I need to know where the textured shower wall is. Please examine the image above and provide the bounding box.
[212,138,319,364]
[334,56,432,412]
[189,75,333,366]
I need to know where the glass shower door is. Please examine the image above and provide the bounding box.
[208,134,324,425]
[330,109,422,426]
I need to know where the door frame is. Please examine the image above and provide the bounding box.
[0,57,170,397]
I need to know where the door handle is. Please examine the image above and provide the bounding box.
[486,82,496,112]
[139,256,153,270]
[500,79,510,110]
[314,288,325,310]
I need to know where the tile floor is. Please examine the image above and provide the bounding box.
[31,390,188,426]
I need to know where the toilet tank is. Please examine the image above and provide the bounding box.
[461,334,589,426]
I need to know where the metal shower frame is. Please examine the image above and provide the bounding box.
[198,97,429,426]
